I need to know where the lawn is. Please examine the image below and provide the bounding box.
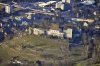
[0,35,99,66]
[0,35,68,66]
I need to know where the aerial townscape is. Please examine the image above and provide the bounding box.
[0,0,100,66]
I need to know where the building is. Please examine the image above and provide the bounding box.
[64,28,73,39]
[55,2,64,10]
[55,2,71,10]
[38,1,56,7]
[47,30,64,38]
[33,28,44,35]
[62,0,66,3]
[48,23,58,36]
[80,0,95,5]
[62,0,71,3]
[47,29,60,37]
[47,23,64,38]
[83,22,88,27]
[62,23,73,39]
[5,5,11,14]
[72,18,94,23]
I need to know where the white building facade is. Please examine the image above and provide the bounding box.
[5,5,11,14]
[64,28,73,39]
[62,0,71,3]
[33,28,44,35]
[47,29,64,38]
[55,2,64,10]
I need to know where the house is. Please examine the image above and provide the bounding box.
[38,1,56,7]
[55,2,72,11]
[47,29,59,36]
[83,22,88,27]
[47,23,64,38]
[5,5,11,14]
[62,23,73,39]
[56,2,64,10]
[72,18,94,23]
[63,28,73,39]
[33,28,44,35]
[62,0,71,3]
[48,30,64,38]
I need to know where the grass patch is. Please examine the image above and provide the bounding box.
[0,35,67,63]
